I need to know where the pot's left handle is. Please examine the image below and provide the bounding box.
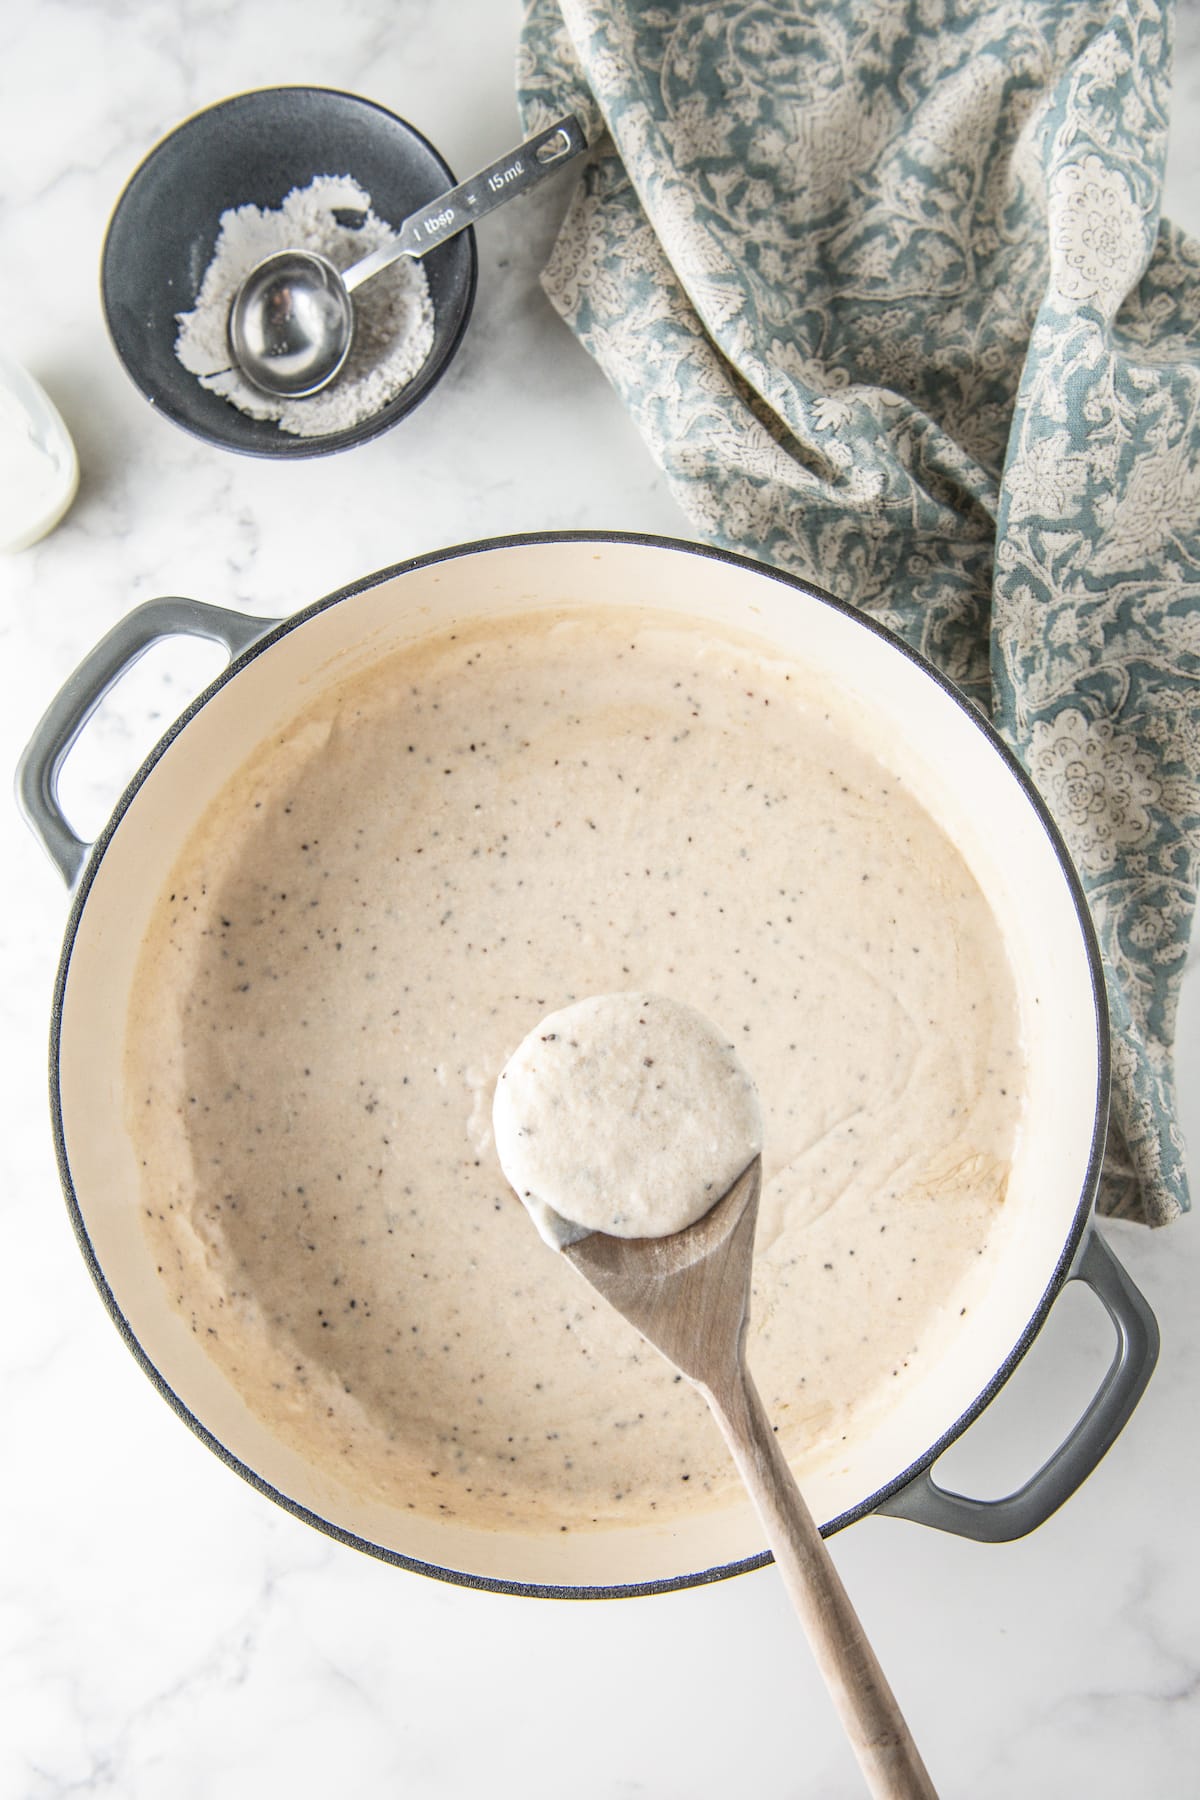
[16,597,278,888]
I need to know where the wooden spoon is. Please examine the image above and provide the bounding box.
[564,1154,938,1800]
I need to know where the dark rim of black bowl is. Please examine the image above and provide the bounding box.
[100,86,478,459]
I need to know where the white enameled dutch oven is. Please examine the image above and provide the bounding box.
[17,533,1158,1597]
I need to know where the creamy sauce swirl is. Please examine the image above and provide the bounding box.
[493,992,763,1247]
[125,608,1024,1531]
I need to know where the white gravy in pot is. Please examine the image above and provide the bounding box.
[125,608,1024,1532]
[493,991,763,1248]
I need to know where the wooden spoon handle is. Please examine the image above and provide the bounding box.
[704,1365,938,1799]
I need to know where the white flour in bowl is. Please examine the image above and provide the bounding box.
[175,175,435,438]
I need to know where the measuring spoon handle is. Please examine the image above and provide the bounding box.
[342,114,588,294]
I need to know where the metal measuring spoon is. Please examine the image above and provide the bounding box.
[227,115,587,398]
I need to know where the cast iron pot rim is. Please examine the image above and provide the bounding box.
[46,528,1110,1600]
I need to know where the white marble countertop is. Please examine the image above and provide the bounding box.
[2,3,1198,1795]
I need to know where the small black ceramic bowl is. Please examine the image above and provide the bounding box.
[101,87,477,458]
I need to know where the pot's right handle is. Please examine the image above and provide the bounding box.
[876,1225,1158,1542]
[16,597,278,888]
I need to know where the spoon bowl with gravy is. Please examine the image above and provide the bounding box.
[495,992,938,1800]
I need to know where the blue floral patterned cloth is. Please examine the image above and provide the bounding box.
[518,0,1200,1224]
